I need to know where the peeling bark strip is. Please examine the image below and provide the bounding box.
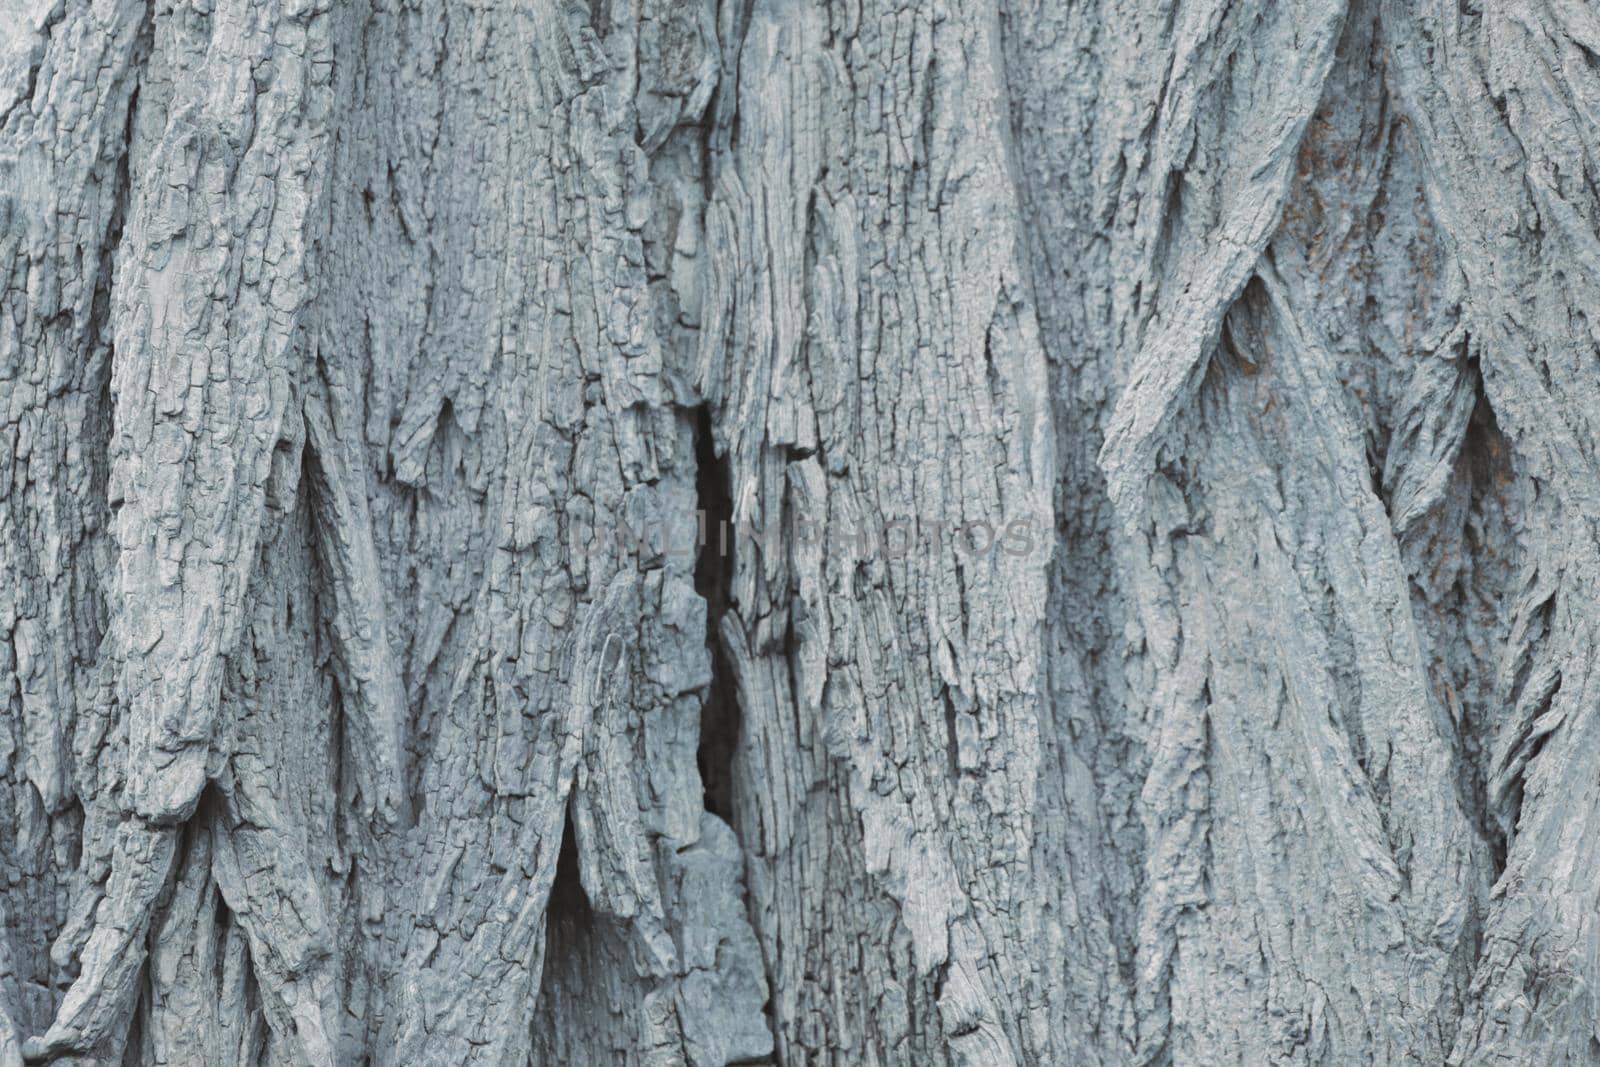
[1,0,1598,1061]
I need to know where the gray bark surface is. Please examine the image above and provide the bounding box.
[1,0,1596,1063]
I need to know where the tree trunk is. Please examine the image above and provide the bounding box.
[2,0,1595,1062]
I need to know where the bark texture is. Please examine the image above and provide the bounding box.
[1,0,1598,1063]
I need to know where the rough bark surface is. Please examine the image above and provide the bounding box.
[1,0,1597,1063]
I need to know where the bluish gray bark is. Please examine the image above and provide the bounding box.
[1,0,1597,1063]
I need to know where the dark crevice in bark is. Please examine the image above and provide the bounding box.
[427,398,460,492]
[120,971,150,1067]
[1457,389,1517,879]
[545,802,592,938]
[691,407,739,822]
[531,800,614,1060]
[298,433,367,832]
[941,686,960,778]
[685,402,784,1064]
[79,52,141,652]
[586,0,613,41]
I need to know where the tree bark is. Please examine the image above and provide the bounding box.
[1,0,1596,1063]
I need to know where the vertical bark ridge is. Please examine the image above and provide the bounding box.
[1383,2,1600,1059]
[1,0,146,1057]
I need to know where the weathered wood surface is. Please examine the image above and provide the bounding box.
[1,0,1597,1062]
